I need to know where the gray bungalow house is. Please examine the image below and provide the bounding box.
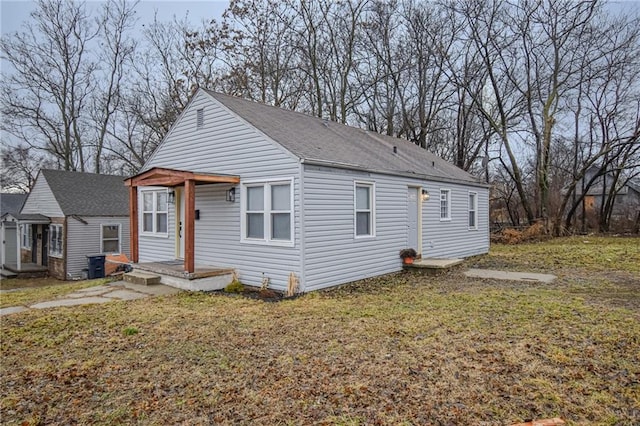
[126,89,489,292]
[5,170,130,280]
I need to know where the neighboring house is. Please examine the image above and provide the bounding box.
[1,193,27,270]
[126,89,489,292]
[578,166,640,229]
[5,170,130,280]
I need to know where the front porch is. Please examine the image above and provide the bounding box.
[126,260,236,292]
[125,167,241,277]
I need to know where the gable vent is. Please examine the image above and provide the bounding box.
[196,108,204,129]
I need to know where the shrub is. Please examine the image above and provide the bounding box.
[224,280,244,293]
[123,327,139,336]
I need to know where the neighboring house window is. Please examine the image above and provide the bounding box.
[21,225,31,249]
[468,192,478,229]
[242,179,293,245]
[440,189,451,220]
[142,190,168,235]
[49,224,63,257]
[355,182,375,237]
[102,224,121,253]
[196,108,204,129]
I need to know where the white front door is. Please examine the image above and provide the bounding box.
[178,188,185,259]
[407,187,420,254]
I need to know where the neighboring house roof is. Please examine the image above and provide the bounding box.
[1,212,50,223]
[41,169,129,216]
[205,90,481,185]
[0,193,27,216]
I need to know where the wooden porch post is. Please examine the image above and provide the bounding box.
[129,186,139,263]
[184,179,195,273]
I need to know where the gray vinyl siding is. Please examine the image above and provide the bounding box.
[192,184,301,291]
[422,183,489,259]
[66,216,130,279]
[20,177,63,217]
[138,91,302,290]
[302,165,489,291]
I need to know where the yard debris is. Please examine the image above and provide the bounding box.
[511,418,565,426]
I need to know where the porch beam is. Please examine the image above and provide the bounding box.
[184,179,195,273]
[129,186,139,263]
[131,177,185,187]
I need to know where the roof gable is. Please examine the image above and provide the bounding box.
[39,170,129,216]
[205,90,480,185]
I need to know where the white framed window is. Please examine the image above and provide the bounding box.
[440,189,451,221]
[101,224,121,253]
[241,178,293,246]
[468,192,478,229]
[49,224,63,257]
[21,224,31,249]
[355,181,375,237]
[141,189,168,236]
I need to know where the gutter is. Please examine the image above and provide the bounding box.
[300,158,490,189]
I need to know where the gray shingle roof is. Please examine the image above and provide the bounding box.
[205,90,481,185]
[41,169,128,216]
[0,193,27,216]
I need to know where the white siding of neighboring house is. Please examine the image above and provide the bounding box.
[138,91,302,290]
[66,216,131,279]
[20,175,64,217]
[302,165,489,291]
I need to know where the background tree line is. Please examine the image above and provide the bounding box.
[2,0,639,233]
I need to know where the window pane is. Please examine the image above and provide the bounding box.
[156,213,168,233]
[247,213,264,238]
[156,192,168,211]
[143,192,153,211]
[271,184,290,210]
[356,212,370,235]
[103,240,119,253]
[247,186,264,211]
[143,213,153,232]
[272,213,291,240]
[469,212,476,227]
[356,186,370,210]
[103,225,119,239]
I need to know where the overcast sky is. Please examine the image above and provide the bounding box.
[0,0,230,37]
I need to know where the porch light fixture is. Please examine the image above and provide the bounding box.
[421,189,430,202]
[168,190,176,204]
[226,187,236,202]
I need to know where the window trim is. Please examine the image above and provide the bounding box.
[101,223,122,254]
[240,178,294,247]
[21,224,31,249]
[468,191,478,230]
[140,188,169,237]
[354,181,376,239]
[49,224,63,258]
[440,189,451,221]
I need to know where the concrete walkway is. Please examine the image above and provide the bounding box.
[464,268,556,283]
[0,281,181,317]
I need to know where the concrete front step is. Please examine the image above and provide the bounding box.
[123,271,161,286]
[0,269,18,279]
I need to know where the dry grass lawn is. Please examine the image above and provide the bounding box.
[1,236,639,425]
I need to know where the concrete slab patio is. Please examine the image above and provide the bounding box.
[0,281,181,316]
[464,268,557,283]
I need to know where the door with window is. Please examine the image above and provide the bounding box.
[178,188,185,259]
[407,187,420,254]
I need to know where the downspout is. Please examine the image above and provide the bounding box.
[63,217,68,279]
[298,159,306,292]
